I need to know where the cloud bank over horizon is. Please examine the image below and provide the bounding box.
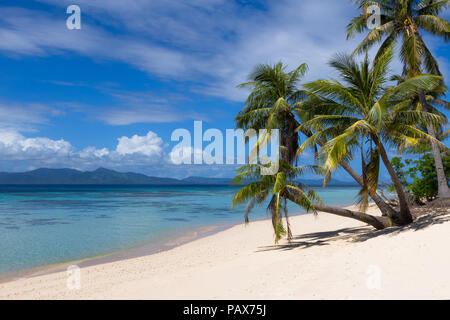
[0,129,248,178]
[0,130,163,172]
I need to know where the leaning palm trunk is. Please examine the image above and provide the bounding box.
[303,133,398,218]
[313,204,391,230]
[376,138,413,224]
[298,129,399,218]
[418,90,450,199]
[338,161,397,218]
[284,188,390,230]
[299,50,442,226]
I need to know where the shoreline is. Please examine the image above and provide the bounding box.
[0,223,236,284]
[0,211,308,284]
[2,204,449,299]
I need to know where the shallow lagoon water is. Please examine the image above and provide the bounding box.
[0,185,360,274]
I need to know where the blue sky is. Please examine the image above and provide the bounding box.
[0,0,448,179]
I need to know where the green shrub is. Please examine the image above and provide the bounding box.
[389,153,450,201]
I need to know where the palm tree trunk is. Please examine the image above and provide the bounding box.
[418,90,450,199]
[285,188,391,230]
[339,161,397,217]
[309,137,397,218]
[376,138,413,224]
[314,204,391,230]
[426,123,450,198]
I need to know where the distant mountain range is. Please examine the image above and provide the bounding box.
[0,168,358,186]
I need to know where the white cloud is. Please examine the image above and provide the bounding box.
[1,1,447,106]
[0,129,244,178]
[0,130,164,169]
[0,101,63,132]
[79,147,109,159]
[116,132,163,157]
[98,105,202,125]
[82,88,208,125]
[0,130,72,160]
[0,7,188,77]
[4,0,439,103]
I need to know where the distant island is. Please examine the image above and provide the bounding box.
[0,168,357,186]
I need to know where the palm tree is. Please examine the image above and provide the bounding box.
[232,161,392,244]
[391,74,449,154]
[347,0,450,198]
[299,48,444,225]
[236,62,398,217]
[231,162,323,242]
[232,61,406,241]
[236,62,309,164]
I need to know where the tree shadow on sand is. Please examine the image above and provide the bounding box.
[257,207,450,252]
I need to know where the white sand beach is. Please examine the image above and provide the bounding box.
[1,204,449,300]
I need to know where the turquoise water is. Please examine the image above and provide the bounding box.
[0,185,360,274]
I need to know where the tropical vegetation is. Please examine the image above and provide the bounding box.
[390,152,450,201]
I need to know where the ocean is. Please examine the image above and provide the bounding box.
[0,185,360,274]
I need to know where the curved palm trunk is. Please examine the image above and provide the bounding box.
[418,90,450,199]
[339,161,398,217]
[307,134,397,217]
[284,189,390,230]
[376,139,413,224]
[314,204,391,230]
